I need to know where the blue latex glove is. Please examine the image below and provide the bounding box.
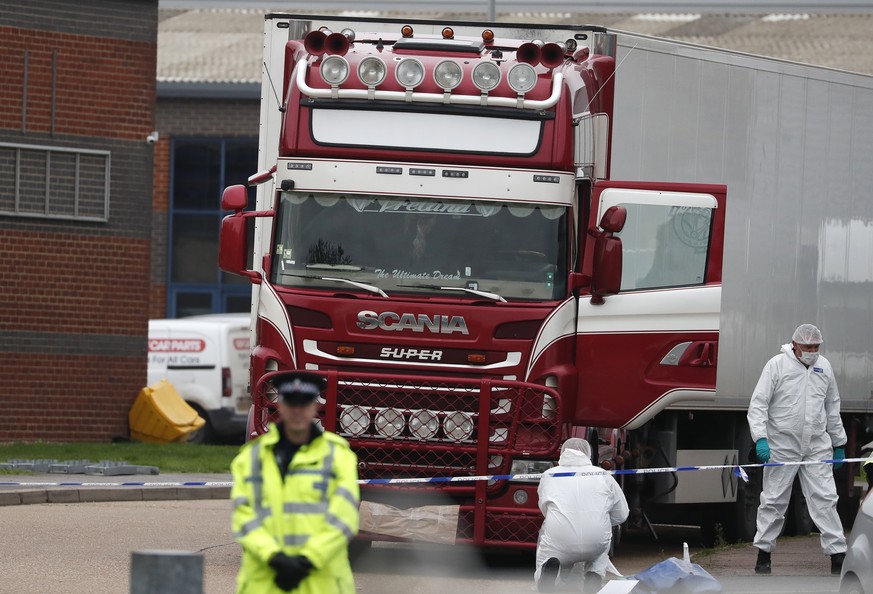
[755,438,771,463]
[833,447,845,470]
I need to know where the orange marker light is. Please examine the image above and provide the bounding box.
[337,345,355,355]
[482,29,495,43]
[442,27,454,39]
[468,354,487,364]
[401,25,414,38]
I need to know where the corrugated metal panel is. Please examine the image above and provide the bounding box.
[611,31,873,411]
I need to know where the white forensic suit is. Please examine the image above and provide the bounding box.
[534,443,629,585]
[747,343,847,554]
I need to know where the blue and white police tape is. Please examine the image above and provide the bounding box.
[0,457,867,488]
[358,456,869,486]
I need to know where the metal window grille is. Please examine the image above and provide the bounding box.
[0,141,110,222]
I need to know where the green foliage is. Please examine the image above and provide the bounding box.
[0,441,240,473]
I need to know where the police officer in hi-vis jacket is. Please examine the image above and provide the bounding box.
[231,371,360,593]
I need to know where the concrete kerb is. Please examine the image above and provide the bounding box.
[0,474,232,506]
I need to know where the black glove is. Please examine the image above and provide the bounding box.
[269,553,313,592]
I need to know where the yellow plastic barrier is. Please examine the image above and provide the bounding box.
[129,380,206,443]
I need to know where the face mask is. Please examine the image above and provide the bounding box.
[798,351,819,366]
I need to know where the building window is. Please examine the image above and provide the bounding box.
[0,142,110,221]
[169,137,257,317]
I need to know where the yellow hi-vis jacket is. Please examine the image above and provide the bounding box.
[231,423,360,594]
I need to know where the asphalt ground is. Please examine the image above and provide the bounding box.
[0,473,846,593]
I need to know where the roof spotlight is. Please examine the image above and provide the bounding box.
[434,60,463,90]
[358,56,387,86]
[320,55,349,85]
[472,61,501,92]
[508,63,537,94]
[395,58,425,89]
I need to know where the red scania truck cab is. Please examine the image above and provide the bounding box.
[219,15,726,548]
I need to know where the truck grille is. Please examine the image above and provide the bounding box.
[253,370,562,483]
[326,371,561,483]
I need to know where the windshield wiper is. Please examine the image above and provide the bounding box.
[408,284,506,302]
[284,273,388,297]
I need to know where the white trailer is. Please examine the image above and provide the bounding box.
[609,30,873,539]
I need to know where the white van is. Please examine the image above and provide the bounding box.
[147,313,251,443]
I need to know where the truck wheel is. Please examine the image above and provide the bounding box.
[186,403,215,445]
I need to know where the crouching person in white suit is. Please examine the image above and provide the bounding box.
[535,437,629,593]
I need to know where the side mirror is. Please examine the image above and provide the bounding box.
[219,184,264,283]
[219,214,258,282]
[221,184,248,212]
[589,205,626,305]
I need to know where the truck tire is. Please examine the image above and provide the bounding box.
[185,402,215,445]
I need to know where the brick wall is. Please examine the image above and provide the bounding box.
[0,27,156,140]
[156,98,260,137]
[150,137,169,319]
[0,231,150,334]
[0,0,157,442]
[0,354,144,441]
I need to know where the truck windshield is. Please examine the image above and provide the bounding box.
[271,191,568,301]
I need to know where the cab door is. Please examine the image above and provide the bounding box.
[575,180,727,429]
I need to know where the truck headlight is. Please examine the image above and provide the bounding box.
[339,405,369,437]
[374,407,405,438]
[444,411,474,442]
[409,409,439,439]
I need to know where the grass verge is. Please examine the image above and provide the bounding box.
[0,441,241,473]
